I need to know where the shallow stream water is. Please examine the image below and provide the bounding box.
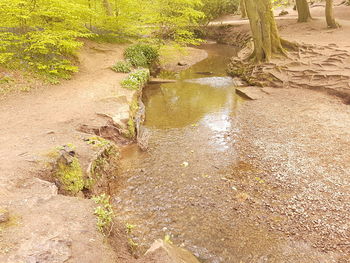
[113,44,280,262]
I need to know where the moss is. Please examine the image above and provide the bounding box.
[124,94,140,139]
[126,118,136,139]
[54,157,84,195]
[86,136,110,148]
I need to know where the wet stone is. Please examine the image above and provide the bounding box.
[144,239,201,263]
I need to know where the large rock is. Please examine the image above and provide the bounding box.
[141,239,200,263]
[236,86,269,100]
[8,236,72,263]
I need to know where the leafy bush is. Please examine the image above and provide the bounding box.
[93,194,114,235]
[0,0,146,82]
[121,68,150,90]
[124,44,159,68]
[0,0,92,82]
[200,0,239,22]
[144,0,205,45]
[112,60,133,73]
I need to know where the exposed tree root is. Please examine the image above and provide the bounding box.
[228,43,350,104]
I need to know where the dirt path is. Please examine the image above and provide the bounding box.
[232,87,350,262]
[0,37,208,262]
[0,41,139,263]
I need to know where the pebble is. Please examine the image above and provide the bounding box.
[0,208,9,223]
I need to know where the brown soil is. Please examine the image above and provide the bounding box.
[233,87,350,261]
[1,1,350,262]
[0,38,208,262]
[0,40,137,263]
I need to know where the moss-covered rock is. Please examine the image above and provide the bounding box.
[53,154,84,195]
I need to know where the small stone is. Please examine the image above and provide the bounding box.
[178,61,187,66]
[144,239,200,263]
[0,208,9,223]
[181,162,189,168]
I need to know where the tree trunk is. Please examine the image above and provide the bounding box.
[240,0,247,18]
[296,0,312,22]
[102,0,113,16]
[325,0,339,28]
[244,0,285,62]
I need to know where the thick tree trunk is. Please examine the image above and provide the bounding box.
[296,0,312,22]
[102,0,113,16]
[244,0,285,62]
[240,0,247,18]
[325,0,339,28]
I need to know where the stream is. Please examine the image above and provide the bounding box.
[113,44,274,262]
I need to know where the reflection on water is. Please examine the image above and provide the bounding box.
[143,44,239,129]
[115,44,247,262]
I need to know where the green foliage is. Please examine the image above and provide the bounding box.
[0,0,216,84]
[126,223,136,234]
[54,156,84,195]
[200,0,239,22]
[272,0,290,8]
[121,68,150,90]
[93,194,114,235]
[142,0,205,45]
[124,44,159,68]
[0,0,92,81]
[112,60,133,73]
[86,136,110,148]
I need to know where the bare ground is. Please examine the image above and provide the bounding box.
[232,87,350,262]
[0,38,208,262]
[0,40,137,263]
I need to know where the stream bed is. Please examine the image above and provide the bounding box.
[113,44,280,262]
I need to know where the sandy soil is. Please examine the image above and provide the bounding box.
[233,87,350,262]
[0,38,209,262]
[0,40,138,262]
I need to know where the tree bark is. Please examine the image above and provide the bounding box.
[296,0,312,22]
[325,0,339,28]
[240,0,247,18]
[102,0,113,16]
[244,0,285,62]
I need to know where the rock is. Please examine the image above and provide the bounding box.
[177,61,188,66]
[0,208,9,223]
[279,10,289,16]
[236,87,268,100]
[9,236,72,263]
[142,239,200,263]
[195,71,213,76]
[149,78,177,84]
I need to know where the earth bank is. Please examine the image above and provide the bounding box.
[0,40,207,263]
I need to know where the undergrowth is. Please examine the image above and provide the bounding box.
[121,68,150,90]
[93,194,114,235]
[112,60,133,73]
[124,44,159,68]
